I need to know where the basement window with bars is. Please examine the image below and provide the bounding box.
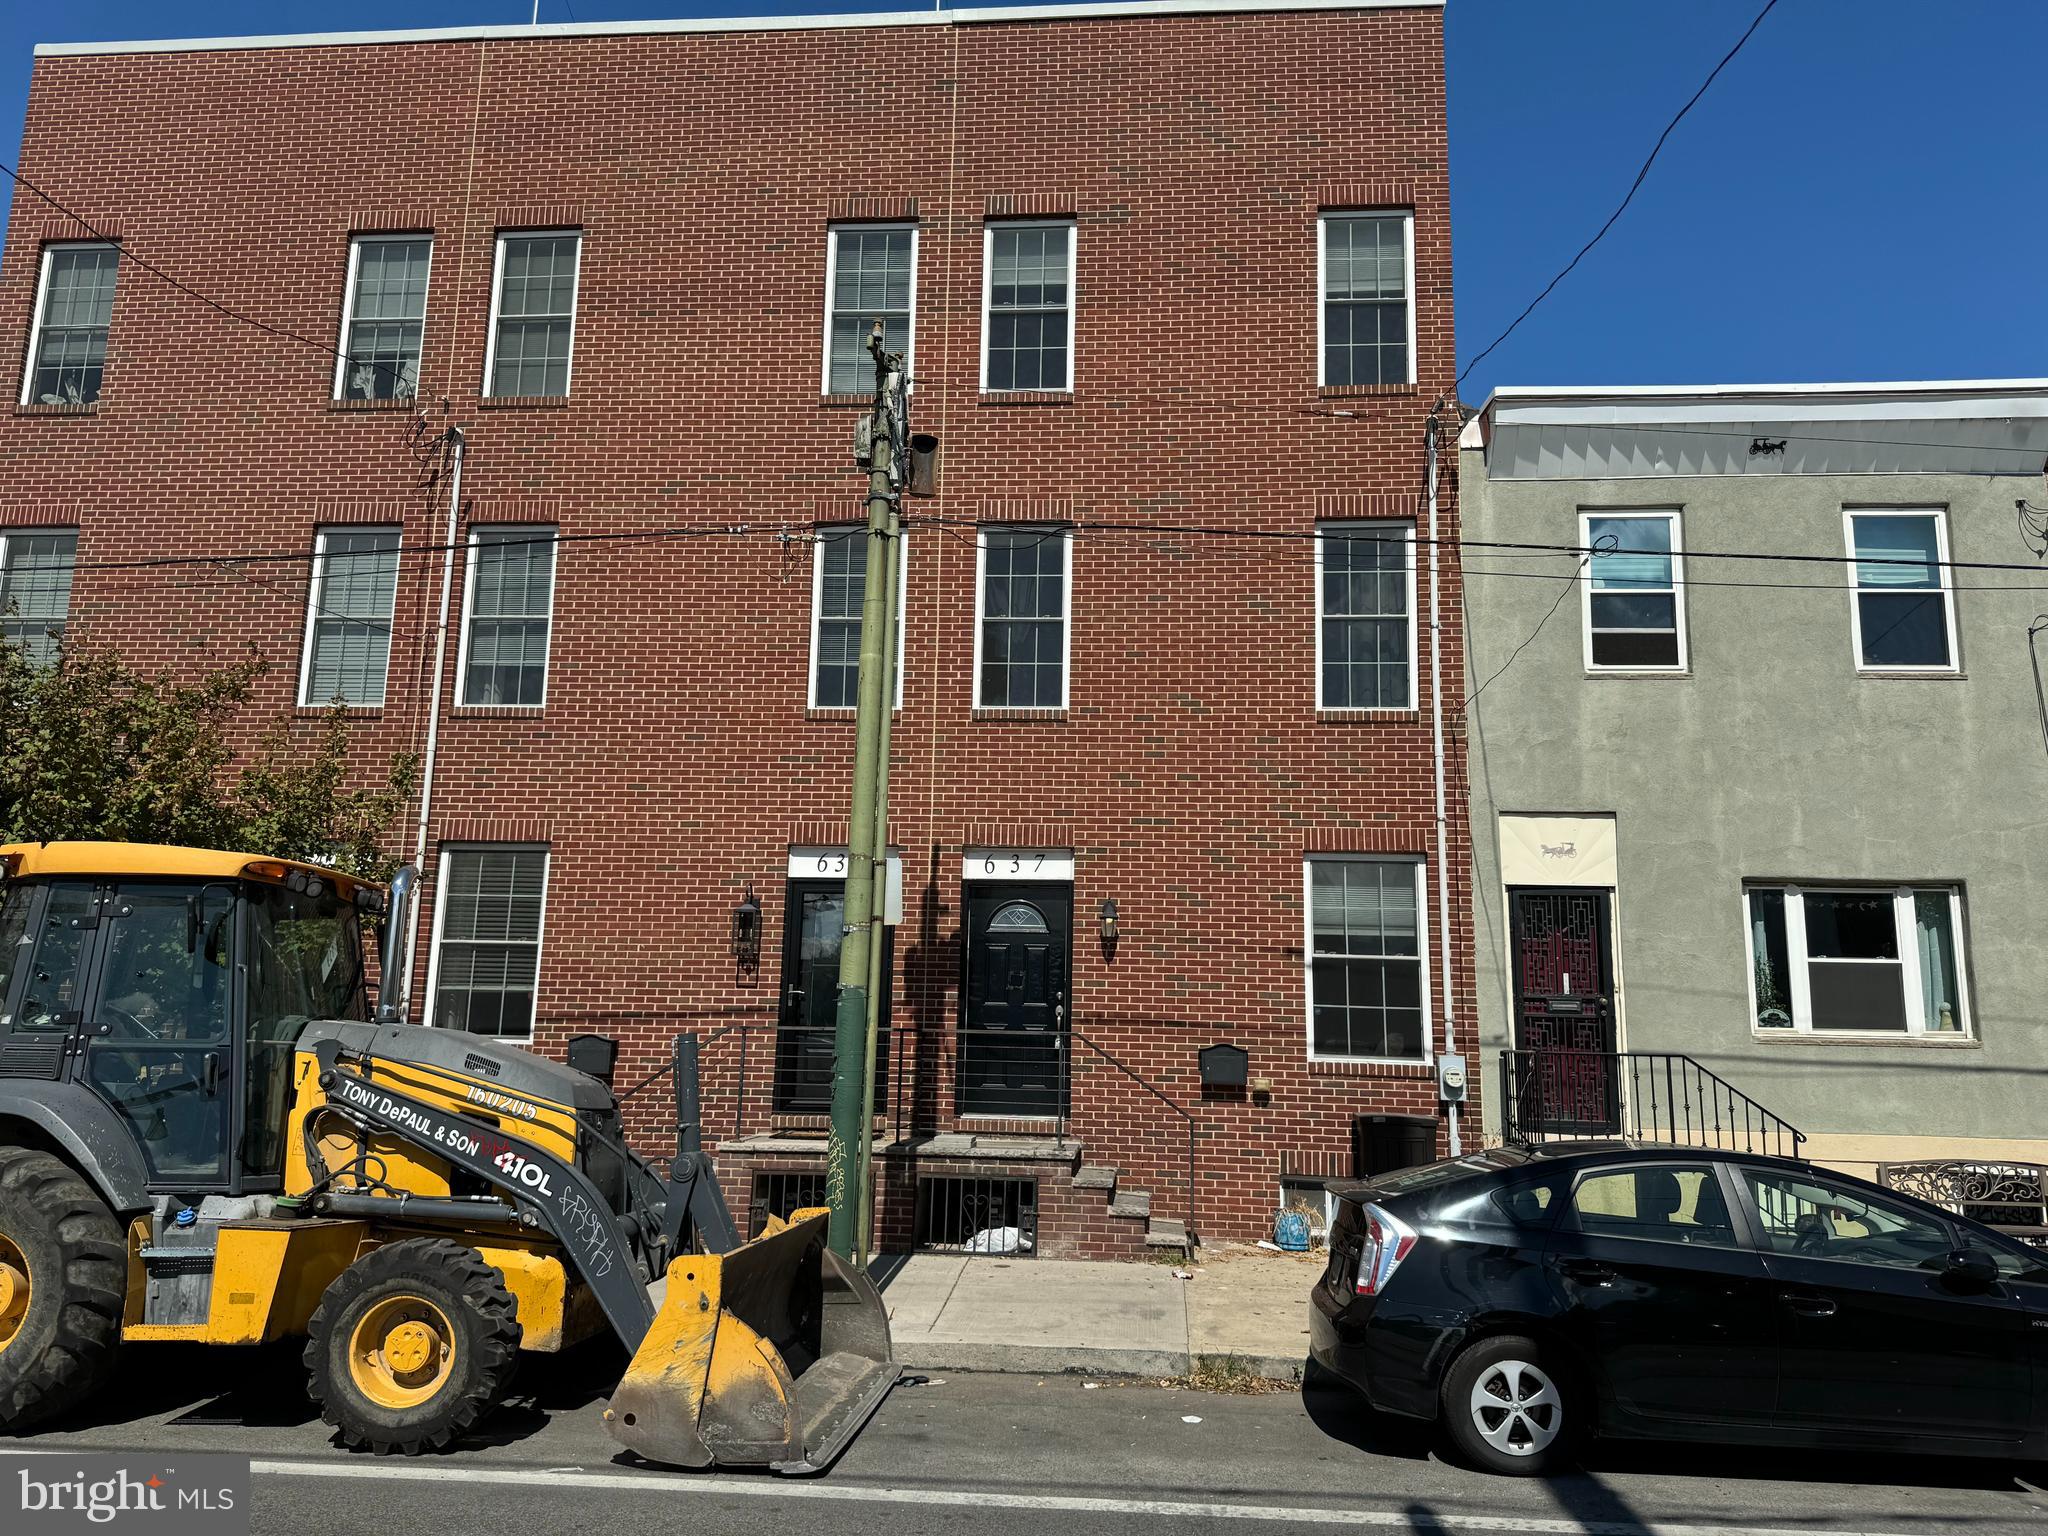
[299,527,401,707]
[485,231,581,399]
[750,1171,828,1239]
[335,234,431,402]
[0,530,78,666]
[22,243,118,407]
[1744,883,1969,1038]
[429,846,550,1039]
[916,1176,1037,1256]
[460,527,556,707]
[823,225,916,395]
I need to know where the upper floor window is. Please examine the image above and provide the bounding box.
[809,525,906,710]
[1306,855,1428,1062]
[1583,510,1686,671]
[1318,211,1412,387]
[23,243,118,407]
[975,527,1069,709]
[983,222,1073,393]
[1745,883,1969,1038]
[459,527,556,707]
[823,225,916,396]
[429,845,549,1039]
[484,231,581,399]
[0,530,78,665]
[1316,522,1414,710]
[1846,509,1956,672]
[300,526,401,707]
[335,234,431,401]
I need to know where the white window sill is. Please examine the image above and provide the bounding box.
[1852,668,1966,680]
[1584,669,1690,680]
[1751,1029,1977,1048]
[1306,1054,1434,1071]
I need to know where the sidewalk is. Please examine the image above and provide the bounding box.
[873,1242,1325,1381]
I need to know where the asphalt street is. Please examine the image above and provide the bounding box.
[6,1341,2046,1536]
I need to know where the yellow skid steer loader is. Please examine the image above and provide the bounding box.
[0,842,896,1470]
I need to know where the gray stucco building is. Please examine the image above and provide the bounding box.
[1459,381,2048,1176]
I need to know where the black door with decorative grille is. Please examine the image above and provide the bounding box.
[1509,887,1618,1134]
[960,886,1070,1119]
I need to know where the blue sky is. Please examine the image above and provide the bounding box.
[6,1,2044,404]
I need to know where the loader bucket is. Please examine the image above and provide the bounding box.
[604,1211,899,1474]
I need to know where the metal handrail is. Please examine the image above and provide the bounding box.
[1501,1048,1806,1157]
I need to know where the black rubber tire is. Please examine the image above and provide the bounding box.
[304,1237,520,1455]
[1439,1333,1580,1477]
[0,1145,125,1432]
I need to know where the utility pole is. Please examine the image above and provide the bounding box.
[825,324,905,1261]
[855,496,899,1267]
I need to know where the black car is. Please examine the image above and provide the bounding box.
[1308,1142,2048,1475]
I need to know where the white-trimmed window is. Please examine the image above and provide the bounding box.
[1744,884,1969,1037]
[982,221,1074,393]
[335,234,431,401]
[299,527,401,707]
[1582,510,1686,671]
[808,525,906,710]
[0,529,78,665]
[1318,211,1413,388]
[459,526,556,707]
[1316,522,1415,710]
[484,231,582,399]
[22,243,118,406]
[1845,508,1957,672]
[1305,856,1429,1062]
[974,526,1069,709]
[822,225,916,396]
[428,845,550,1038]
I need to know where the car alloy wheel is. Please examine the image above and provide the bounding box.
[1468,1357,1562,1458]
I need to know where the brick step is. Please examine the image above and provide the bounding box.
[1072,1164,1119,1193]
[1145,1217,1187,1249]
[1108,1188,1152,1220]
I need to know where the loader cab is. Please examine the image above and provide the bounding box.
[0,844,375,1197]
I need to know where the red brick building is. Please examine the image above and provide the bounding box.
[4,0,1469,1255]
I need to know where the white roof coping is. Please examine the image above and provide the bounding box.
[1481,380,2048,420]
[36,0,1440,58]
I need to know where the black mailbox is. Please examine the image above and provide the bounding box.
[1199,1042,1248,1088]
[566,1032,619,1089]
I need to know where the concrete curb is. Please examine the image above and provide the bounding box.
[896,1342,1307,1384]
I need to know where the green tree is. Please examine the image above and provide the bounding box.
[0,637,417,880]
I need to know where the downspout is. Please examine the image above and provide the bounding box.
[1426,406,1461,1156]
[403,425,466,1024]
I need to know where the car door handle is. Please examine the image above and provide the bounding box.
[1779,1291,1837,1318]
[1559,1259,1615,1287]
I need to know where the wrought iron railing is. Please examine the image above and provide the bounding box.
[1878,1160,2048,1246]
[1500,1049,1805,1158]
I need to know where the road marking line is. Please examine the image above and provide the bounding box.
[239,1455,1944,1536]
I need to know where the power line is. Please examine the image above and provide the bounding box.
[1462,559,1589,712]
[1456,0,1784,387]
[0,156,420,398]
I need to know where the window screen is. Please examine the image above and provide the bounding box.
[489,233,580,398]
[462,528,555,707]
[986,224,1071,392]
[303,528,401,707]
[1319,524,1412,709]
[339,236,430,401]
[25,244,118,406]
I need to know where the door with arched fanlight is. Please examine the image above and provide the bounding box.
[960,887,1071,1119]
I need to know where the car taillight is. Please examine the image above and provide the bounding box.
[1354,1203,1418,1296]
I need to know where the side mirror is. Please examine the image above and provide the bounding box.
[1943,1247,1999,1287]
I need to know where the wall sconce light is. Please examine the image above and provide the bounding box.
[731,882,762,977]
[1099,898,1120,953]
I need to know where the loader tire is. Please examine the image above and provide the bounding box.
[0,1145,126,1432]
[305,1237,520,1455]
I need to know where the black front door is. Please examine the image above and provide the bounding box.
[960,886,1070,1119]
[1737,1164,2032,1444]
[774,879,890,1114]
[1546,1161,1779,1429]
[1510,887,1618,1134]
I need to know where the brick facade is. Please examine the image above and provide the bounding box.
[5,2,1471,1248]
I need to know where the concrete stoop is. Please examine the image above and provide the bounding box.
[1076,1162,1193,1257]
